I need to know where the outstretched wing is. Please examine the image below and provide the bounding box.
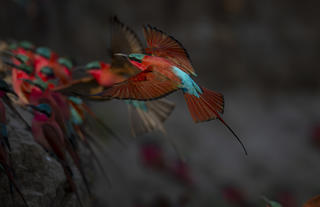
[95,69,179,101]
[143,25,196,76]
[110,16,143,76]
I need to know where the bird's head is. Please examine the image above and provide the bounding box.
[40,66,55,78]
[15,63,33,74]
[22,77,49,91]
[30,103,52,117]
[58,57,73,71]
[128,53,145,63]
[36,47,52,59]
[114,53,147,70]
[1,53,34,74]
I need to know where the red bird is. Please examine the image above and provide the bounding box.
[97,25,247,154]
[30,103,83,206]
[55,17,175,137]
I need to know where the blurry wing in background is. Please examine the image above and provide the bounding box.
[128,99,175,137]
[143,25,196,76]
[53,76,104,97]
[110,16,143,77]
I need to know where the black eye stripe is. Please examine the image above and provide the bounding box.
[130,57,142,63]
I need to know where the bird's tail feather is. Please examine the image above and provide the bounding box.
[183,87,247,155]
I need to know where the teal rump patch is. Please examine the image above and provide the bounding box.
[171,66,202,97]
[40,66,54,76]
[58,58,73,69]
[125,100,148,111]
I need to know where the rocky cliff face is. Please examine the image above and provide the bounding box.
[0,105,93,207]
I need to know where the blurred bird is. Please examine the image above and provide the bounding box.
[27,77,111,189]
[33,47,72,85]
[140,141,167,171]
[28,87,93,193]
[5,47,35,104]
[96,24,247,154]
[29,103,83,206]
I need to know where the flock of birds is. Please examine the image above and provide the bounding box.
[0,17,247,206]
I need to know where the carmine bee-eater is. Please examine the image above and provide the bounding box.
[27,74,112,185]
[29,103,83,206]
[28,86,92,195]
[110,17,175,136]
[97,24,247,154]
[4,51,34,104]
[55,17,175,137]
[34,47,72,85]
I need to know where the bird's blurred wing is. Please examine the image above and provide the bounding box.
[128,99,175,137]
[53,76,104,96]
[95,69,179,100]
[143,25,196,76]
[110,16,143,76]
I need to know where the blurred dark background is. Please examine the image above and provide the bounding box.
[1,0,320,206]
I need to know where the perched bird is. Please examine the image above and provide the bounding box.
[28,88,93,195]
[96,25,247,154]
[34,47,72,85]
[29,103,83,206]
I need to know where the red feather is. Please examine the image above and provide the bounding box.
[143,25,196,76]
